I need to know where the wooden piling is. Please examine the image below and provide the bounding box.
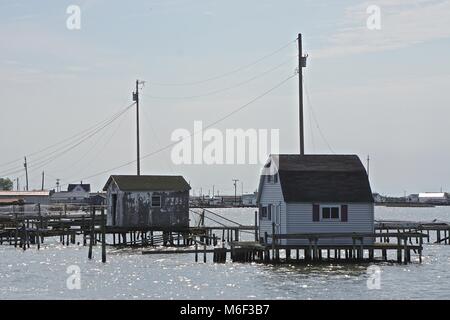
[88,207,95,260]
[101,208,106,263]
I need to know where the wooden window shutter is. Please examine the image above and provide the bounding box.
[341,204,348,222]
[312,204,320,222]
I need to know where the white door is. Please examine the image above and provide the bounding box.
[274,205,281,234]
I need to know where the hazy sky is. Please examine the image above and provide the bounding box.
[1,0,450,196]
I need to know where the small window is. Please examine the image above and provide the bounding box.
[151,195,161,208]
[273,174,278,183]
[321,206,340,220]
[261,206,267,218]
[267,204,272,220]
[267,175,272,183]
[331,207,339,219]
[322,207,330,219]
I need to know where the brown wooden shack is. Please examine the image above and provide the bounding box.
[103,175,191,228]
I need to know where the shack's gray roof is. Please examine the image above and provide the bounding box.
[258,154,373,203]
[103,175,191,192]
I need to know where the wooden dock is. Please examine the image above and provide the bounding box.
[2,205,450,265]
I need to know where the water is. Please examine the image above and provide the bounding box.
[1,206,450,300]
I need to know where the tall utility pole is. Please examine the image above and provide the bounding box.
[233,179,239,206]
[41,171,45,191]
[367,155,370,179]
[132,79,145,176]
[298,33,307,155]
[16,177,19,191]
[23,157,29,191]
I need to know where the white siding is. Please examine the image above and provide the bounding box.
[258,174,287,244]
[286,202,374,245]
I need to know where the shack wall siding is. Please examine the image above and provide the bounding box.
[106,181,189,228]
[285,202,374,245]
[258,174,287,244]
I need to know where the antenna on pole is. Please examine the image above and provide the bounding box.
[298,33,307,155]
[232,179,239,206]
[133,79,146,176]
[23,157,29,191]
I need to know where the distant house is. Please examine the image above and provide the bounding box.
[242,192,258,207]
[257,154,374,245]
[372,193,385,203]
[0,191,51,205]
[89,192,106,206]
[103,175,191,228]
[406,194,419,203]
[418,192,449,204]
[50,183,91,204]
[220,195,241,207]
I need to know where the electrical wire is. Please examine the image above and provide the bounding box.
[55,73,297,190]
[145,56,296,100]
[147,39,296,86]
[304,75,335,154]
[0,103,135,177]
[0,102,136,173]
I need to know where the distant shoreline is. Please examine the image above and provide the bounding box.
[375,203,438,208]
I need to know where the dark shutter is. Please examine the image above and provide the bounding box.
[341,204,348,222]
[313,204,320,222]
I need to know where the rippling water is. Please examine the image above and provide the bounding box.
[1,206,450,299]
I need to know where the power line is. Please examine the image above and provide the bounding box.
[0,102,136,172]
[26,106,133,172]
[146,39,296,86]
[56,72,296,189]
[0,103,135,177]
[145,56,296,100]
[60,113,130,184]
[304,75,335,154]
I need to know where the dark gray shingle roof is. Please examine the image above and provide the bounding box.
[103,175,191,192]
[68,184,91,192]
[262,154,373,203]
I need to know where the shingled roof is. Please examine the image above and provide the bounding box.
[259,154,373,203]
[68,184,91,193]
[103,175,191,192]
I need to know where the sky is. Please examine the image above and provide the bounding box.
[0,0,450,196]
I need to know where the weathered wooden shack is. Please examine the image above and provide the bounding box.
[103,175,191,228]
[257,154,374,245]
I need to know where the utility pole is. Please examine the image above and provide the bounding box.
[233,179,239,206]
[298,33,307,155]
[132,79,145,176]
[23,157,29,191]
[212,185,215,199]
[56,179,60,192]
[367,155,370,179]
[41,171,45,191]
[16,177,19,191]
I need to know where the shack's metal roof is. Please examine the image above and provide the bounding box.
[103,175,191,192]
[258,154,373,203]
